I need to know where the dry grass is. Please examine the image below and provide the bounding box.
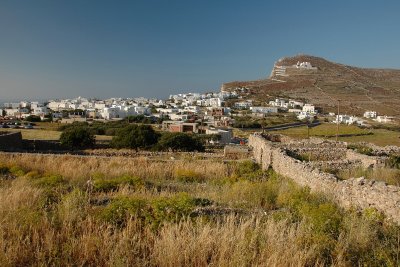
[0,153,399,266]
[337,167,400,186]
[1,128,61,140]
[274,123,400,146]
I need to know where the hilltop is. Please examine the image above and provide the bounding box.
[222,54,400,116]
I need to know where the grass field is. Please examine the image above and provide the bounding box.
[0,153,399,266]
[0,128,113,142]
[1,128,61,140]
[273,123,400,146]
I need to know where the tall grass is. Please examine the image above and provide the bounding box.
[337,166,400,186]
[0,153,399,266]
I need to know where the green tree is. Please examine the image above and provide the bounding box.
[24,115,42,122]
[156,132,205,152]
[111,124,159,150]
[60,127,95,149]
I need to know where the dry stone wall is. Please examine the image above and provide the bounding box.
[249,134,400,224]
[0,131,23,151]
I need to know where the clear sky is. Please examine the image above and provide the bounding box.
[1,0,400,101]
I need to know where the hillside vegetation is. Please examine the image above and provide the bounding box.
[0,153,399,266]
[223,54,400,116]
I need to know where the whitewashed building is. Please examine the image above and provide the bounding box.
[363,111,377,119]
[302,104,316,114]
[250,107,278,114]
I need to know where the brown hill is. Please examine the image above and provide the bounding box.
[222,54,400,116]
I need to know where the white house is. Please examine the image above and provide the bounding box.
[5,108,30,117]
[288,108,302,114]
[363,111,377,119]
[250,107,278,114]
[32,106,50,117]
[206,98,224,108]
[302,104,316,114]
[205,127,233,145]
[297,111,313,120]
[375,116,394,123]
[295,61,317,70]
[334,115,360,125]
[134,106,151,115]
[234,101,252,109]
[101,107,123,120]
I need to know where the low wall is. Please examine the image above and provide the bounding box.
[346,150,387,168]
[249,134,400,224]
[224,145,250,159]
[0,131,23,150]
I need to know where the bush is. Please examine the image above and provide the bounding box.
[99,193,200,228]
[24,115,41,122]
[156,132,204,152]
[100,196,148,226]
[60,127,95,149]
[347,144,374,156]
[233,160,264,181]
[33,174,66,188]
[93,175,144,192]
[111,124,159,150]
[9,166,26,176]
[174,169,204,183]
[386,155,400,169]
[149,193,196,228]
[0,165,10,175]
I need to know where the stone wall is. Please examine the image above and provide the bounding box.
[346,150,387,168]
[0,131,23,151]
[224,145,251,159]
[249,134,400,224]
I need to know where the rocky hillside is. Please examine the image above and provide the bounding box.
[222,54,400,116]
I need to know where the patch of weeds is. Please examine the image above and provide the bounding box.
[9,166,26,176]
[386,155,400,169]
[93,174,144,192]
[99,193,211,228]
[174,169,205,183]
[99,196,148,226]
[0,165,9,175]
[149,193,196,228]
[25,170,41,179]
[347,144,374,156]
[233,160,265,181]
[58,189,89,224]
[33,174,66,188]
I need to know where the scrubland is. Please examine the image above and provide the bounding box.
[0,153,399,266]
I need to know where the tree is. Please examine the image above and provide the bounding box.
[60,127,95,149]
[111,124,159,150]
[25,115,41,122]
[156,132,205,152]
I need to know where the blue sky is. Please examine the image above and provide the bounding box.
[1,0,400,100]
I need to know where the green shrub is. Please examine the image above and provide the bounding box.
[60,126,95,149]
[99,196,148,226]
[111,124,159,150]
[386,155,400,169]
[149,193,196,227]
[155,132,204,152]
[33,174,66,188]
[9,166,26,176]
[99,193,200,228]
[24,115,41,122]
[0,165,9,175]
[233,160,265,181]
[347,144,374,156]
[93,175,144,192]
[58,189,88,223]
[174,169,204,183]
